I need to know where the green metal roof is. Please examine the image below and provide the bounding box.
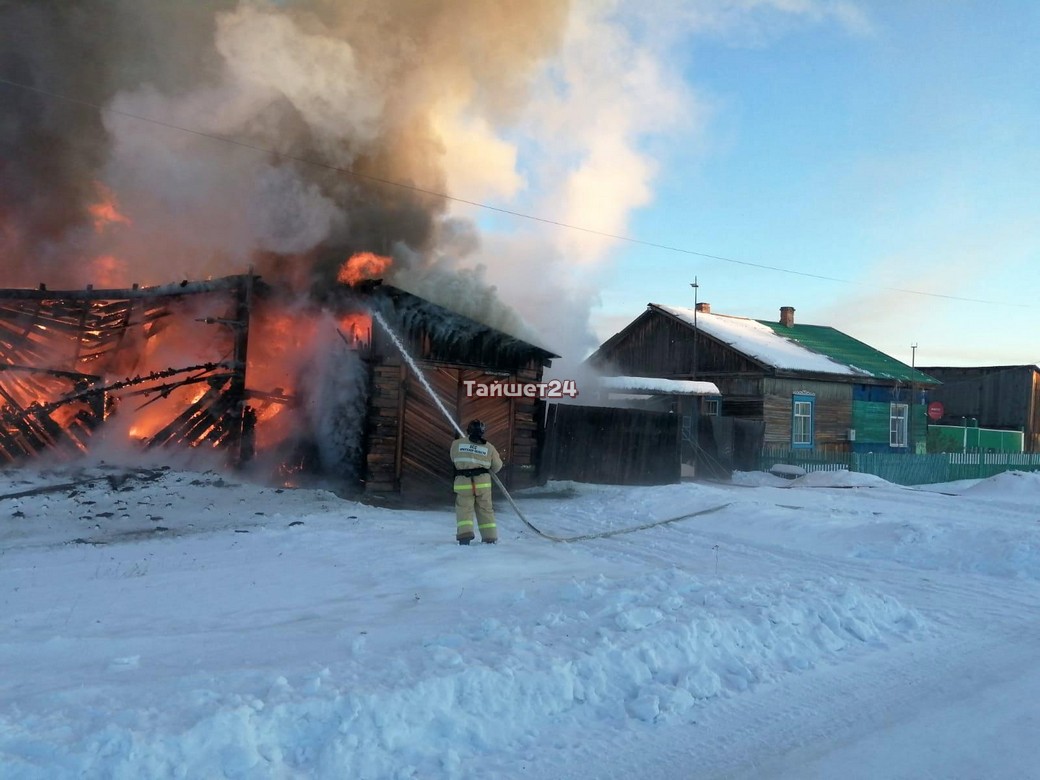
[755,321,940,385]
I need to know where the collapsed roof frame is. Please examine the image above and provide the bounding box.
[0,275,255,464]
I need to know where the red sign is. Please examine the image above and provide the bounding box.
[927,401,944,421]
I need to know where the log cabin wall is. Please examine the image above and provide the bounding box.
[353,284,555,497]
[363,359,405,492]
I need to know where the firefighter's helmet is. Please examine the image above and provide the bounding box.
[466,419,486,440]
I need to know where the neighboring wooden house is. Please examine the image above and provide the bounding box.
[587,302,940,455]
[915,364,1040,453]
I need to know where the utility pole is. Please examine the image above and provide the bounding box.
[691,277,699,380]
[910,343,918,452]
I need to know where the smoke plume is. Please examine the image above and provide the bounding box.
[1,1,704,363]
[1,1,563,281]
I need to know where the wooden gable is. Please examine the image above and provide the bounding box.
[589,308,767,379]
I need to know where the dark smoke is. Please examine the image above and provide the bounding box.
[0,0,570,338]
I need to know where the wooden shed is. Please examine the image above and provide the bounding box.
[588,302,940,457]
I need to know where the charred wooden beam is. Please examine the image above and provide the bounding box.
[217,274,252,462]
[0,365,101,381]
[122,373,235,404]
[146,381,227,448]
[0,274,262,302]
[24,362,234,416]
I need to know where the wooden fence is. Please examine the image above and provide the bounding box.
[541,404,681,485]
[760,447,1040,486]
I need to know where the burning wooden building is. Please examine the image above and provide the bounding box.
[0,272,556,497]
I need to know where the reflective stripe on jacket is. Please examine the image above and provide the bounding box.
[450,437,503,479]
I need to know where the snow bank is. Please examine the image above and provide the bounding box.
[732,469,893,489]
[959,470,1040,497]
[793,470,892,489]
[731,470,793,487]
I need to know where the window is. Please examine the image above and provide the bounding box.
[890,403,908,448]
[703,398,721,416]
[792,394,814,448]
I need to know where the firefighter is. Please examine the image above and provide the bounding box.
[450,419,503,545]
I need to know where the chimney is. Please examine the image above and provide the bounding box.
[780,306,795,327]
[695,302,710,314]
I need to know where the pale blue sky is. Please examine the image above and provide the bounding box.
[564,2,1040,368]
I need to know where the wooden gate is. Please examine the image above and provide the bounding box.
[400,365,460,496]
[398,365,521,496]
[541,404,681,485]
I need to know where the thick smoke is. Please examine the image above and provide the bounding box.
[0,1,569,318]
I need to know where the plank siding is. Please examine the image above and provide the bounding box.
[762,378,852,449]
[363,362,403,492]
[542,404,681,485]
[592,310,763,378]
[366,358,549,496]
[399,363,459,496]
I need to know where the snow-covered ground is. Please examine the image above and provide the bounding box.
[3,462,1040,779]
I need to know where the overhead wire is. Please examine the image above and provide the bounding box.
[0,75,1036,309]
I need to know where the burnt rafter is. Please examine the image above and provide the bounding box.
[25,363,236,417]
[0,274,260,462]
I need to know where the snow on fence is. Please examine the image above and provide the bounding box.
[759,448,1040,486]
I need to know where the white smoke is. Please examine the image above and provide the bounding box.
[2,0,868,366]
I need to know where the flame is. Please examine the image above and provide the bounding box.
[3,276,374,468]
[338,313,372,347]
[337,252,391,285]
[87,183,132,233]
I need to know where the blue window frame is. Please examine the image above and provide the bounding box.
[792,393,815,449]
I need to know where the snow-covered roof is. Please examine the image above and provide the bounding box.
[599,375,720,396]
[654,304,859,376]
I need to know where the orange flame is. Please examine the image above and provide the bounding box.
[337,252,391,285]
[338,313,373,347]
[87,183,132,233]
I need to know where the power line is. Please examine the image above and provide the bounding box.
[0,75,1035,309]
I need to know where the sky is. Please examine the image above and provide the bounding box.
[4,461,1040,777]
[443,0,1035,370]
[466,1,1040,369]
[3,1,1038,370]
